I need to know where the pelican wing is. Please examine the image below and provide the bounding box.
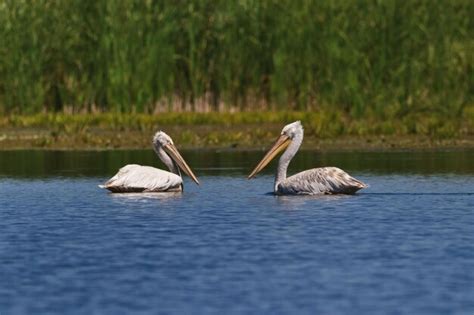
[100,164,183,193]
[277,167,367,195]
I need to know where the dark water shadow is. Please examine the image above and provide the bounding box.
[1,149,473,178]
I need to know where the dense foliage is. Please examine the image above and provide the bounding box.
[0,0,472,119]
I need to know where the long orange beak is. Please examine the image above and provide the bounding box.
[164,143,200,185]
[248,134,291,179]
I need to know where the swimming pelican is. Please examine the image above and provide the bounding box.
[248,121,367,195]
[100,131,199,193]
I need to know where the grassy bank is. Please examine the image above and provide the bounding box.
[0,112,472,150]
[0,0,472,118]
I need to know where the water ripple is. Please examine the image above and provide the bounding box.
[0,174,473,314]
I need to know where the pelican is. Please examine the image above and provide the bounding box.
[248,121,367,195]
[100,131,199,193]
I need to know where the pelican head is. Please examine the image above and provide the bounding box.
[248,121,303,179]
[153,130,175,147]
[153,131,200,185]
[281,120,303,138]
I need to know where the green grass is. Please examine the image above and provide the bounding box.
[0,0,472,119]
[1,111,472,139]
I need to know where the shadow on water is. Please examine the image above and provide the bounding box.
[0,149,473,178]
[275,193,356,201]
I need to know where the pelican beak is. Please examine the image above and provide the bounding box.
[163,143,200,185]
[248,134,291,179]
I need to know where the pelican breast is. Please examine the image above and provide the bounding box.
[100,164,183,193]
[277,167,367,195]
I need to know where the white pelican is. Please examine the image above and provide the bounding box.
[248,121,367,195]
[100,131,199,193]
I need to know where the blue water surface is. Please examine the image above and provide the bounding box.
[0,150,473,314]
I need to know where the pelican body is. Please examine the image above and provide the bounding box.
[100,131,199,193]
[248,121,367,195]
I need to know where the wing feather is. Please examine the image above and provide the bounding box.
[100,164,182,193]
[277,167,367,195]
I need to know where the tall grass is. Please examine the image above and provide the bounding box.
[0,0,472,118]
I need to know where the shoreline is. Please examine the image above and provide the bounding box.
[1,113,472,151]
[1,127,473,151]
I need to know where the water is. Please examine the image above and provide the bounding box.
[1,150,473,315]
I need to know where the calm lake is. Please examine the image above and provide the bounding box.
[1,150,473,314]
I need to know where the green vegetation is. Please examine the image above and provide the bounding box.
[0,0,472,120]
[2,111,472,137]
[0,112,472,150]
